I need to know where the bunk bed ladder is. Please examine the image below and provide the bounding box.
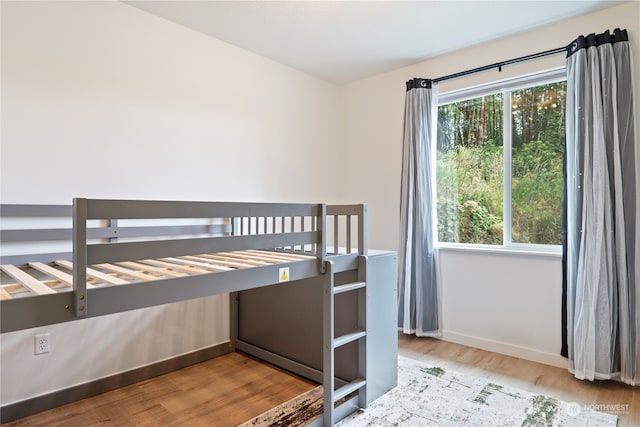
[322,256,368,426]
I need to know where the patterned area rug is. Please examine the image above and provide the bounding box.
[339,356,617,426]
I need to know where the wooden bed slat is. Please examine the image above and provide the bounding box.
[0,287,11,300]
[205,252,275,265]
[1,283,24,293]
[162,257,232,272]
[0,264,56,295]
[117,261,186,278]
[55,260,130,286]
[137,259,211,275]
[95,264,160,282]
[28,262,96,289]
[29,262,73,285]
[183,255,255,269]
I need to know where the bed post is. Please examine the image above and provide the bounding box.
[73,198,88,317]
[229,292,238,352]
[358,204,368,256]
[319,204,327,274]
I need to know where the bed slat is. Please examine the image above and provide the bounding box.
[183,255,255,269]
[196,253,273,266]
[28,262,73,285]
[0,264,56,295]
[117,261,187,278]
[162,257,232,272]
[0,287,11,300]
[29,262,98,290]
[94,264,160,281]
[54,260,130,286]
[136,259,211,275]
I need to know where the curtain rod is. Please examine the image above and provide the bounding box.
[406,44,568,90]
[432,45,568,84]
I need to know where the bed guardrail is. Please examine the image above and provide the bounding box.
[326,204,367,256]
[1,199,367,320]
[0,204,231,264]
[72,198,328,316]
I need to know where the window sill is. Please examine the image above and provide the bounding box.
[436,243,562,259]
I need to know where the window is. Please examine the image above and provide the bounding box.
[436,69,566,248]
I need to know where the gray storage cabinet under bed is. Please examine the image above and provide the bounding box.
[234,249,398,408]
[0,199,397,426]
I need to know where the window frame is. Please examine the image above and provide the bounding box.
[434,67,567,254]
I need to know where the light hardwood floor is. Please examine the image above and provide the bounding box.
[1,352,316,427]
[3,336,639,426]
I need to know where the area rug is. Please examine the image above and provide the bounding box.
[338,356,617,426]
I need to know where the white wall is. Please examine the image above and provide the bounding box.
[1,1,338,204]
[338,2,640,367]
[1,1,338,405]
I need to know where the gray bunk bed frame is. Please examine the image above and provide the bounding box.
[0,198,371,426]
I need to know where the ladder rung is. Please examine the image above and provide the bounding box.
[334,330,366,348]
[334,378,366,402]
[333,281,366,294]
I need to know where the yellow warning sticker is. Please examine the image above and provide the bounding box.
[279,267,290,283]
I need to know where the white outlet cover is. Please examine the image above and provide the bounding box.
[34,333,50,355]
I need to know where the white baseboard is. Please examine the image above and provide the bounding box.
[442,330,568,369]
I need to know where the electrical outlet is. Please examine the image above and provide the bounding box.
[34,333,50,355]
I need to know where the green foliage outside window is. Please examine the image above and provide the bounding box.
[436,81,566,246]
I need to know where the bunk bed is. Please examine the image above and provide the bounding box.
[0,199,397,426]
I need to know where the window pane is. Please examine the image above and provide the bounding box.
[511,82,566,245]
[436,94,504,244]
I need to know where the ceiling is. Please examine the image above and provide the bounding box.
[124,1,623,85]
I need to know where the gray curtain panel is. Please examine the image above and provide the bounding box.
[398,78,440,337]
[565,28,638,385]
